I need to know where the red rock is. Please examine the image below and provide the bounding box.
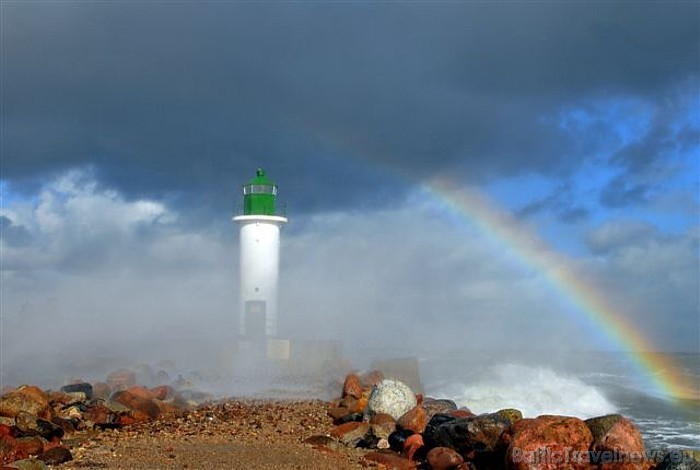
[47,391,73,406]
[117,415,136,426]
[0,386,50,420]
[427,447,465,470]
[85,403,118,428]
[363,450,415,469]
[503,415,593,470]
[360,370,385,389]
[111,390,160,420]
[397,406,428,434]
[340,396,359,410]
[14,437,43,456]
[92,383,111,400]
[343,374,363,399]
[403,433,424,461]
[586,415,649,470]
[106,369,136,391]
[130,411,151,423]
[149,385,174,401]
[330,422,370,447]
[0,425,12,438]
[0,434,28,465]
[124,386,154,400]
[416,394,424,406]
[449,409,475,418]
[155,401,179,414]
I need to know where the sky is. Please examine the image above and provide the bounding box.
[1,1,698,379]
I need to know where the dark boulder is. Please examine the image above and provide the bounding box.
[59,383,93,400]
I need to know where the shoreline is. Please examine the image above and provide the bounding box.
[1,368,698,469]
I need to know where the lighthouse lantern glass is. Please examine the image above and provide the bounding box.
[241,169,278,216]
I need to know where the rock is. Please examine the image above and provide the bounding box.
[397,405,429,434]
[50,417,75,434]
[0,387,50,419]
[59,383,93,400]
[104,401,131,414]
[585,414,647,470]
[495,409,522,424]
[111,390,160,419]
[45,392,72,406]
[655,451,700,470]
[303,435,344,452]
[149,385,175,401]
[85,403,119,429]
[424,412,513,458]
[360,370,385,388]
[155,400,180,415]
[449,409,476,418]
[327,405,354,424]
[370,423,393,441]
[362,450,415,469]
[339,396,359,410]
[0,424,13,437]
[14,413,63,440]
[343,374,363,399]
[423,398,458,418]
[92,383,111,400]
[389,429,415,453]
[63,392,88,404]
[370,412,397,435]
[424,413,457,445]
[330,422,371,448]
[0,416,14,427]
[38,446,72,465]
[122,386,155,400]
[427,447,465,470]
[116,415,136,426]
[366,379,417,420]
[106,369,136,391]
[403,433,424,461]
[502,415,593,470]
[336,412,363,425]
[1,434,27,465]
[14,437,43,457]
[57,405,82,421]
[3,458,48,470]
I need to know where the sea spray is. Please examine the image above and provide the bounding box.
[427,363,617,418]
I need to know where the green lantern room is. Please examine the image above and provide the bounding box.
[243,169,278,216]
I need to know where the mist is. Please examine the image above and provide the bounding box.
[2,168,696,393]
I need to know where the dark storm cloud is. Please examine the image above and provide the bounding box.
[3,2,697,215]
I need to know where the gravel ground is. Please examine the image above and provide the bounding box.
[58,399,366,469]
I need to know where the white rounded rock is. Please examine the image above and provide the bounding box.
[366,379,417,420]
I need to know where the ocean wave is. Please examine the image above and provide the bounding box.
[426,362,617,419]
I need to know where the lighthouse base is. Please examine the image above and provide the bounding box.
[221,337,344,395]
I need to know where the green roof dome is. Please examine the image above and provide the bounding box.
[242,168,278,215]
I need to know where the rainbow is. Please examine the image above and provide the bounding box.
[423,176,698,405]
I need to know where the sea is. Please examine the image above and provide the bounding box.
[418,350,699,451]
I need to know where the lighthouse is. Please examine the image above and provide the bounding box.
[233,169,287,338]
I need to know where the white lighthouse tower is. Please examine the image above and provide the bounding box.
[233,169,287,338]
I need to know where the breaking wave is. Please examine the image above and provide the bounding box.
[428,363,617,419]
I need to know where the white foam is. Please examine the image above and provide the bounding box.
[427,363,617,419]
